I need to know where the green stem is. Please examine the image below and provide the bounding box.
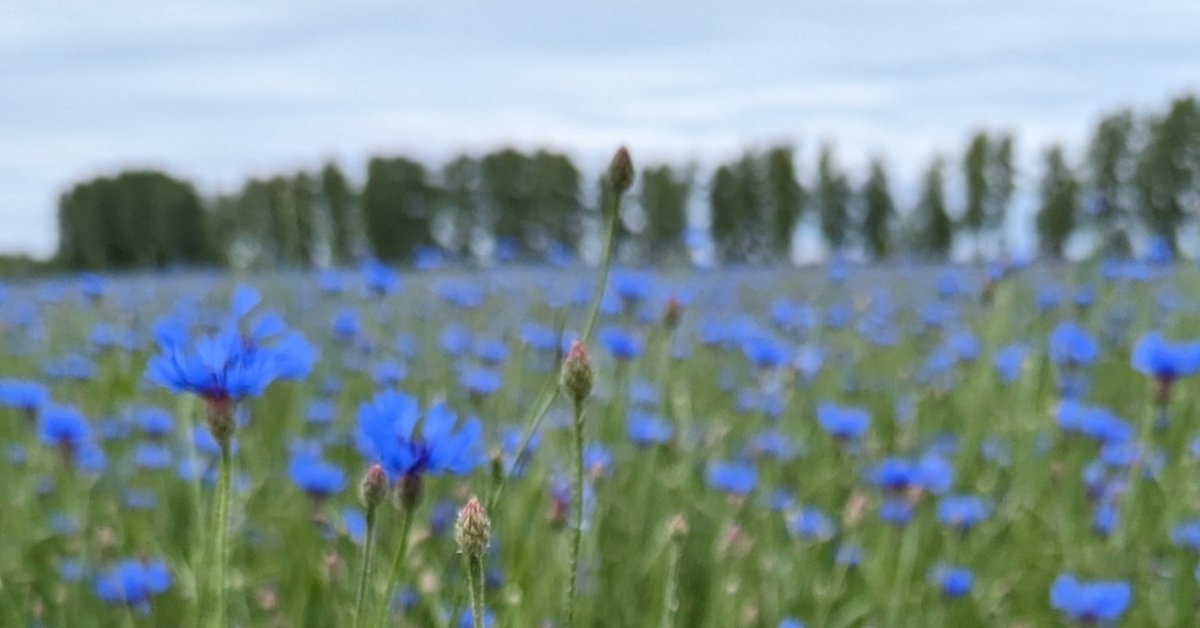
[210,441,232,628]
[659,539,683,628]
[579,192,621,345]
[377,508,417,627]
[567,399,586,628]
[353,506,379,628]
[465,553,485,628]
[486,384,560,513]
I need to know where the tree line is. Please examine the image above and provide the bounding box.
[54,94,1200,270]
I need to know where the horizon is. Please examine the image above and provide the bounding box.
[4,0,1199,259]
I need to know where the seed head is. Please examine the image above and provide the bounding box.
[358,464,387,511]
[454,496,491,558]
[607,146,634,196]
[560,341,594,409]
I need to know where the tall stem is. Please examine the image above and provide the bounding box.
[210,441,232,628]
[377,508,416,627]
[465,553,485,628]
[579,193,621,345]
[352,506,378,628]
[567,398,586,628]
[659,539,683,628]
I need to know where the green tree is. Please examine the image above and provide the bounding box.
[56,171,212,269]
[913,156,953,259]
[292,172,317,267]
[763,145,804,261]
[814,145,852,252]
[639,164,690,263]
[363,156,437,263]
[1085,110,1138,256]
[321,163,356,264]
[1135,96,1200,255]
[1035,145,1078,259]
[441,155,482,257]
[860,158,896,261]
[962,132,990,246]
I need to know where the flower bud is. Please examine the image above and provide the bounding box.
[455,497,491,558]
[666,513,688,542]
[606,146,634,196]
[560,341,594,409]
[662,295,682,331]
[359,464,387,511]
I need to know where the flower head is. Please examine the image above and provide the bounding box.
[354,389,483,483]
[1049,574,1130,622]
[93,558,171,608]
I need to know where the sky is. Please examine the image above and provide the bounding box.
[3,0,1199,259]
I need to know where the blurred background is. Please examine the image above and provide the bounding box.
[3,0,1199,272]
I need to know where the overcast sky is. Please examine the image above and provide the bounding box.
[3,0,1199,258]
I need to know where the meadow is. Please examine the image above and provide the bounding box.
[2,258,1200,627]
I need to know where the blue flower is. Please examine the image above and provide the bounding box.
[817,403,869,440]
[361,259,399,295]
[584,442,612,477]
[332,308,360,341]
[133,443,172,470]
[705,461,756,495]
[878,497,912,525]
[1049,574,1130,622]
[1048,321,1098,366]
[742,335,788,369]
[779,619,805,628]
[0,378,48,411]
[929,564,972,597]
[355,390,483,483]
[135,406,174,438]
[341,508,367,544]
[457,608,495,628]
[598,327,642,360]
[992,344,1025,384]
[37,404,89,450]
[1131,331,1200,381]
[288,447,346,499]
[786,507,835,540]
[459,366,502,397]
[936,495,989,531]
[93,559,171,608]
[626,412,673,446]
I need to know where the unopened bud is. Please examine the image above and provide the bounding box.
[662,295,682,331]
[560,341,594,409]
[359,464,387,510]
[606,146,634,196]
[454,496,491,558]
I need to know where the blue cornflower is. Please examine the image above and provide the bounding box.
[341,508,367,544]
[361,259,399,296]
[793,344,825,380]
[992,344,1026,384]
[93,559,171,609]
[459,366,502,397]
[288,448,346,499]
[584,443,612,477]
[779,619,805,628]
[936,495,989,531]
[929,564,972,597]
[135,406,174,438]
[457,608,495,628]
[1049,574,1130,622]
[867,458,920,491]
[750,429,796,460]
[1169,520,1200,550]
[835,544,862,567]
[332,308,359,341]
[610,270,654,305]
[133,442,172,470]
[474,336,509,365]
[817,403,869,440]
[742,335,788,369]
[705,461,756,495]
[306,399,336,424]
[626,412,673,446]
[1131,331,1200,382]
[878,497,913,525]
[372,360,407,386]
[786,507,835,540]
[598,327,642,360]
[1092,504,1117,536]
[0,378,48,412]
[38,405,94,456]
[1049,321,1098,366]
[355,390,483,485]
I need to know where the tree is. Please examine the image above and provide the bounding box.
[814,145,852,252]
[763,145,804,261]
[321,163,356,264]
[913,157,953,259]
[1135,96,1200,256]
[292,172,317,267]
[56,171,213,269]
[639,164,689,263]
[1085,110,1138,255]
[363,156,437,263]
[860,158,896,260]
[1035,146,1078,259]
[962,132,990,245]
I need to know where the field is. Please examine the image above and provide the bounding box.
[2,260,1199,627]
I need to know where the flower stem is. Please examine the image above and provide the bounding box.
[579,189,621,345]
[464,553,485,628]
[353,505,378,628]
[210,440,232,628]
[567,398,586,628]
[377,507,416,628]
[659,537,683,628]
